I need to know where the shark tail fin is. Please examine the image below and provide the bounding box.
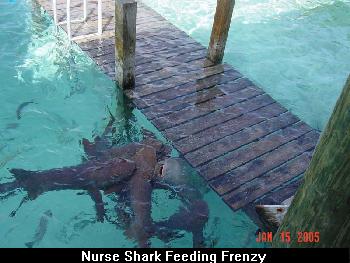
[25,241,34,248]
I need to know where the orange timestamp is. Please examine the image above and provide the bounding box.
[256,231,320,243]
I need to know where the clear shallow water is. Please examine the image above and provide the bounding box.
[143,0,350,130]
[0,1,261,248]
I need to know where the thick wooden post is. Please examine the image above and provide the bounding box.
[207,0,235,64]
[273,75,350,247]
[115,0,137,89]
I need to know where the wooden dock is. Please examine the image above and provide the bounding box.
[35,0,319,212]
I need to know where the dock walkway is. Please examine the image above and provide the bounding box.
[36,0,319,211]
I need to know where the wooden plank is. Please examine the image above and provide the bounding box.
[143,85,227,120]
[137,43,204,62]
[164,94,275,142]
[135,51,207,77]
[100,63,115,76]
[256,179,303,205]
[144,78,258,121]
[210,131,319,195]
[135,57,212,77]
[95,52,116,66]
[136,20,171,31]
[135,48,208,71]
[87,44,115,58]
[79,38,114,51]
[199,121,313,180]
[223,152,313,210]
[137,35,198,49]
[185,112,300,167]
[136,40,201,57]
[175,103,287,154]
[59,18,114,37]
[131,64,235,99]
[135,69,242,108]
[137,27,189,41]
[137,47,208,67]
[135,52,210,87]
[153,86,264,131]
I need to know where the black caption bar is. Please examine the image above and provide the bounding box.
[0,248,348,263]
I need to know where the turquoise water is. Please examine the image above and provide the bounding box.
[0,1,261,248]
[143,0,350,130]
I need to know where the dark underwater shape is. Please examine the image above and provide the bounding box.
[16,101,36,120]
[1,123,209,247]
[25,210,53,248]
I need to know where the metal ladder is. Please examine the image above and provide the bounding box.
[52,0,103,41]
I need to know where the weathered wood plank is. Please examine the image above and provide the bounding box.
[131,64,235,100]
[186,112,300,167]
[134,69,242,108]
[199,121,312,180]
[256,178,303,205]
[153,86,264,131]
[210,131,319,195]
[223,152,313,210]
[135,53,210,86]
[143,84,227,120]
[79,38,115,51]
[165,94,275,142]
[95,52,116,66]
[143,75,260,120]
[175,103,287,154]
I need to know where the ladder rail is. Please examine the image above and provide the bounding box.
[98,0,102,35]
[52,0,102,41]
[83,0,87,21]
[67,0,71,40]
[53,0,57,24]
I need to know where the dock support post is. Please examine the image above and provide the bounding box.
[207,0,235,64]
[115,0,137,89]
[273,75,350,247]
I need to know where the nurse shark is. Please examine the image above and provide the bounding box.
[0,119,209,247]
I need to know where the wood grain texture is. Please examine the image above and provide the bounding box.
[207,0,235,64]
[115,0,137,89]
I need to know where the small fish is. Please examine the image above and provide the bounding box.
[16,101,36,120]
[6,123,19,130]
[25,210,53,248]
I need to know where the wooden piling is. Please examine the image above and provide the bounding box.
[273,75,350,247]
[207,0,235,64]
[115,0,137,89]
